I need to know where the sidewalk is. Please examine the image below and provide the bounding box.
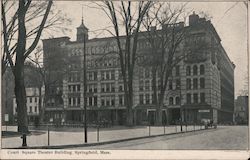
[2,125,205,149]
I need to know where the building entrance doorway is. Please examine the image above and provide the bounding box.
[170,108,181,124]
[148,110,156,125]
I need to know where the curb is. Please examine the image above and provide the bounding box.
[7,127,216,149]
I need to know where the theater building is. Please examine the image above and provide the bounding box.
[42,13,235,125]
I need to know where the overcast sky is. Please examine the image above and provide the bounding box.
[52,1,248,97]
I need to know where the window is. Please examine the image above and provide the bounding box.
[77,85,80,91]
[101,71,105,80]
[29,106,32,113]
[111,71,115,80]
[73,98,76,105]
[88,72,93,80]
[175,65,180,76]
[119,95,123,105]
[145,94,150,104]
[200,78,205,89]
[101,84,105,92]
[89,97,92,106]
[94,85,97,93]
[186,79,191,90]
[111,83,115,92]
[35,106,37,113]
[106,98,110,106]
[88,85,92,93]
[29,97,32,103]
[94,96,97,106]
[193,65,198,75]
[187,94,191,104]
[35,97,37,103]
[169,97,174,105]
[118,71,123,79]
[145,80,150,90]
[193,93,198,103]
[106,83,110,92]
[78,97,80,105]
[139,81,144,91]
[200,64,205,75]
[176,79,181,90]
[68,98,71,105]
[139,94,144,104]
[169,80,173,90]
[111,97,115,106]
[200,93,205,103]
[101,98,105,106]
[193,78,198,89]
[186,66,191,76]
[145,69,150,78]
[119,84,123,92]
[106,72,110,80]
[175,97,180,105]
[94,72,98,80]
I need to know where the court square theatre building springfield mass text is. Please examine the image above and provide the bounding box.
[42,13,235,125]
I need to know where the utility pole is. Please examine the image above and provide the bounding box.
[178,77,183,132]
[83,34,87,143]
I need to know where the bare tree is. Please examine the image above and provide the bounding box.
[2,1,71,75]
[91,1,153,126]
[140,3,208,125]
[2,0,55,133]
[138,3,187,125]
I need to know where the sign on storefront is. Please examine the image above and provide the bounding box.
[198,109,210,113]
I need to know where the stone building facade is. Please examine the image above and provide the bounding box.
[42,13,235,125]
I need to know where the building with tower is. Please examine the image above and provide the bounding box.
[42,12,235,125]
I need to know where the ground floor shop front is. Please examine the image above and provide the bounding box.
[44,105,233,125]
[44,108,127,125]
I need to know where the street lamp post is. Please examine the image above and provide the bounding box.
[83,34,88,143]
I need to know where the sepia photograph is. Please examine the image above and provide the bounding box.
[1,0,249,159]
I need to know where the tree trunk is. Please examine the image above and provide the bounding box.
[126,79,134,126]
[14,65,28,133]
[155,103,163,126]
[15,0,28,133]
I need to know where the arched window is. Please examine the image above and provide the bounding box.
[169,97,174,105]
[193,65,198,75]
[186,66,191,76]
[200,64,205,75]
[175,97,180,105]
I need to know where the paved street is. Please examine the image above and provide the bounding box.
[1,125,248,149]
[74,126,248,150]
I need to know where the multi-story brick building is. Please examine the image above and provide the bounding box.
[42,13,235,125]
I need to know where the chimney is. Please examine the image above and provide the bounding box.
[189,11,199,26]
